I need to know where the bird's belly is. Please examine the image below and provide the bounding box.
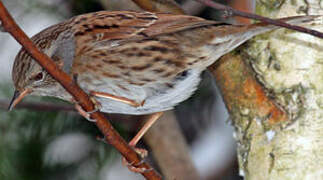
[94,69,202,115]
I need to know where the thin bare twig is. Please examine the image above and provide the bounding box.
[0,2,161,179]
[196,0,323,39]
[0,99,75,112]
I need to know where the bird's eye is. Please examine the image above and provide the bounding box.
[33,72,44,81]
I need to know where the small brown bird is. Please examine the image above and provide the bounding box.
[8,11,317,159]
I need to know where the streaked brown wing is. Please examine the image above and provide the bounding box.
[70,11,219,84]
[71,11,219,43]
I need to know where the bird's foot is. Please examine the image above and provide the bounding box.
[74,97,101,122]
[122,147,151,173]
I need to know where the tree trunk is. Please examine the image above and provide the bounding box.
[212,0,323,179]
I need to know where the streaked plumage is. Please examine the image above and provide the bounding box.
[11,11,317,114]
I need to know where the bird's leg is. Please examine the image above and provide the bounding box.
[129,112,164,148]
[90,91,145,107]
[76,90,145,122]
[122,112,164,172]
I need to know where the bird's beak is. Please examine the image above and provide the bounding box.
[8,89,31,111]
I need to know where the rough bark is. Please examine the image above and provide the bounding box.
[213,1,323,179]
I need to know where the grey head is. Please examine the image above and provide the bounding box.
[8,20,75,111]
[8,49,63,110]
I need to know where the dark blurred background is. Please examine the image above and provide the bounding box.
[0,0,254,179]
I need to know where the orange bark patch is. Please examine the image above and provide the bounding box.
[229,0,253,24]
[210,54,288,125]
[243,77,287,124]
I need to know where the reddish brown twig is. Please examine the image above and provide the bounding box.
[196,0,323,39]
[0,2,161,179]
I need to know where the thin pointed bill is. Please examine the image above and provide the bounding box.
[8,89,31,111]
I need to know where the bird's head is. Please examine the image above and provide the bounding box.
[8,49,59,110]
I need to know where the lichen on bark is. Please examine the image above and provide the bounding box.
[215,0,323,179]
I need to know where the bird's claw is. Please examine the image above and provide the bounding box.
[122,147,150,173]
[75,104,98,122]
[74,97,101,122]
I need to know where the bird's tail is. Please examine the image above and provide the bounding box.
[206,15,320,62]
[199,15,321,68]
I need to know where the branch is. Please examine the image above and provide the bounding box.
[0,2,161,179]
[209,54,288,124]
[0,99,75,112]
[226,1,323,178]
[195,0,323,39]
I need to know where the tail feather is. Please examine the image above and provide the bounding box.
[204,15,320,68]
